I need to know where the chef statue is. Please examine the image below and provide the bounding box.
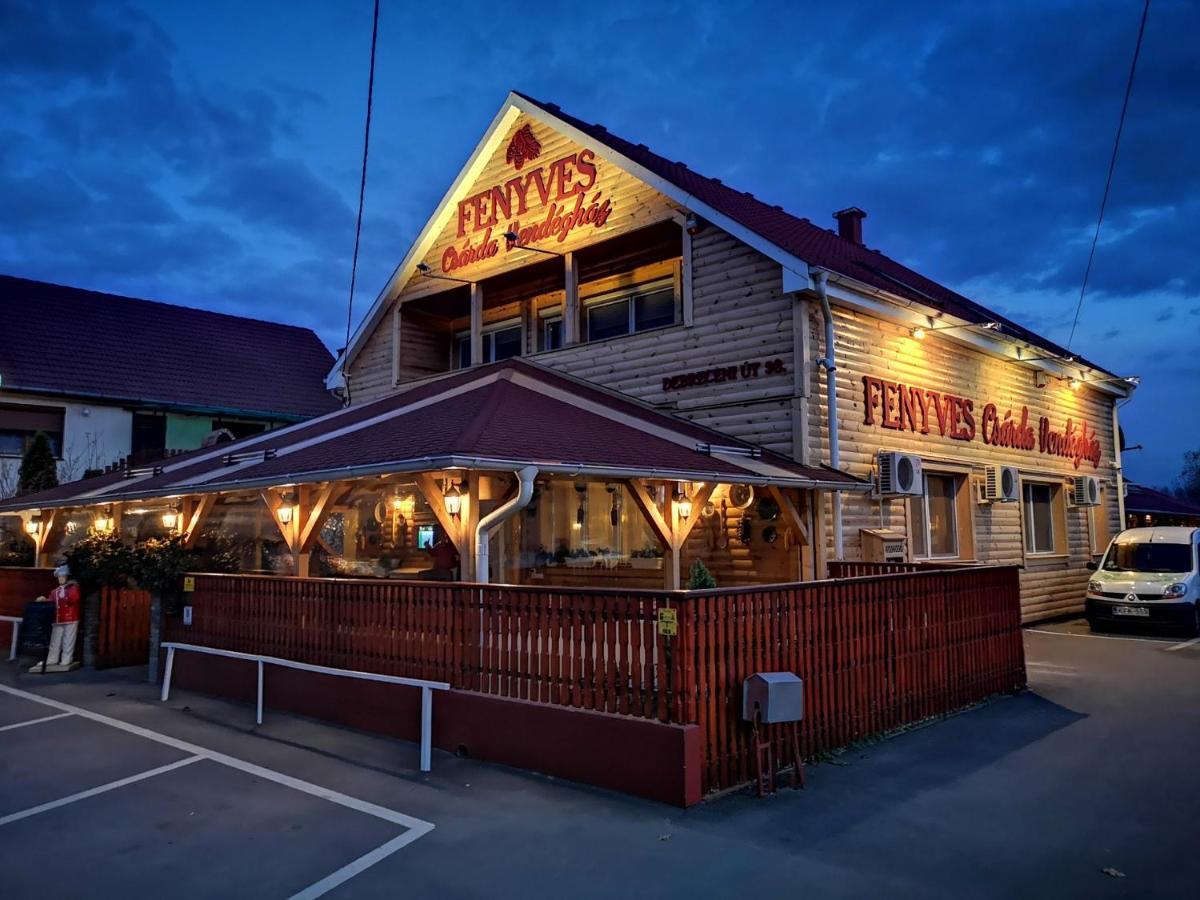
[32,564,81,672]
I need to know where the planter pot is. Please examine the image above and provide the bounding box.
[565,557,595,568]
[629,557,664,570]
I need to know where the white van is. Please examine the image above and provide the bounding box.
[1086,527,1200,634]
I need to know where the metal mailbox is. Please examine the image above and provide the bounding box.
[742,671,804,724]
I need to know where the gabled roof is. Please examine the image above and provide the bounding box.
[1125,483,1200,519]
[335,91,1123,387]
[0,275,338,419]
[0,358,865,512]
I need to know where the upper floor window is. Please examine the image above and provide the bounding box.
[0,403,64,458]
[453,320,522,369]
[584,277,676,343]
[539,309,563,352]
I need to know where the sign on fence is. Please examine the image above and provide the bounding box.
[657,608,677,637]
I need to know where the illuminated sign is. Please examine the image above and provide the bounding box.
[442,126,613,273]
[861,374,1101,470]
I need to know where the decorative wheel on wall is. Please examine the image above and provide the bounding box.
[729,484,755,509]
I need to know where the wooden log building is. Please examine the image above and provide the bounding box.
[1,92,1136,620]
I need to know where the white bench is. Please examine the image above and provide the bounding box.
[159,642,450,772]
[1,615,21,662]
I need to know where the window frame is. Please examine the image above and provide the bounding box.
[907,468,976,561]
[582,274,678,344]
[452,317,524,369]
[910,472,960,560]
[1021,477,1068,559]
[0,402,66,460]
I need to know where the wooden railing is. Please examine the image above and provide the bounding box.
[166,567,1025,793]
[827,560,970,578]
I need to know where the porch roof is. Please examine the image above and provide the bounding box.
[0,359,866,512]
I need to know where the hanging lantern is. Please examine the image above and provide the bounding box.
[94,507,114,534]
[162,505,180,531]
[25,515,42,536]
[278,492,297,526]
[674,488,692,521]
[444,482,463,517]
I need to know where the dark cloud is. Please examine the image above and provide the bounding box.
[0,0,1196,483]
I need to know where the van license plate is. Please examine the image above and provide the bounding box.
[1114,606,1149,617]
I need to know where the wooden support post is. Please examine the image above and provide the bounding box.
[34,509,61,568]
[470,283,483,366]
[563,251,579,345]
[627,480,718,590]
[813,491,829,580]
[414,472,470,579]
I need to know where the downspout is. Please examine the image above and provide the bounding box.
[1112,400,1127,530]
[474,466,539,584]
[813,270,845,561]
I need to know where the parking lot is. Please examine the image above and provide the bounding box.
[2,620,1199,899]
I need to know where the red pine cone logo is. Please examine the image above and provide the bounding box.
[505,125,542,171]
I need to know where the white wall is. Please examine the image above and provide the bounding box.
[0,394,131,497]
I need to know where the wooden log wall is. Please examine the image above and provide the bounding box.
[807,305,1122,621]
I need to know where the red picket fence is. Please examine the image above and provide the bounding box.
[168,568,1025,794]
[97,587,151,669]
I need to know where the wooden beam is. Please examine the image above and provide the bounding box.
[625,480,671,548]
[673,482,718,547]
[563,251,580,345]
[413,472,462,545]
[261,489,294,548]
[299,482,341,553]
[767,485,809,546]
[470,283,483,366]
[182,494,217,548]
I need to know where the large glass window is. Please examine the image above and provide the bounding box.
[540,313,563,351]
[1023,481,1059,555]
[453,321,523,368]
[584,278,676,343]
[911,473,959,558]
[0,403,64,458]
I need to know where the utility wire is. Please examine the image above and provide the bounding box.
[340,0,382,405]
[1066,0,1150,350]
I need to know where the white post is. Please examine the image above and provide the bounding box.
[160,646,176,702]
[8,622,18,662]
[256,659,264,726]
[420,685,432,773]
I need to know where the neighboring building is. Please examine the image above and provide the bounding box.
[0,275,338,495]
[1124,483,1200,529]
[0,94,1137,621]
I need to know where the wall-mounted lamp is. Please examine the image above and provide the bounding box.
[278,491,298,526]
[685,212,705,236]
[502,231,563,257]
[674,488,693,521]
[25,515,42,537]
[415,262,474,285]
[161,504,181,531]
[443,482,463,517]
[911,321,1001,341]
[94,509,114,534]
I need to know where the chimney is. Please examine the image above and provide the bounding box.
[833,207,867,245]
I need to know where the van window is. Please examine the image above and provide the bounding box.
[1101,541,1193,574]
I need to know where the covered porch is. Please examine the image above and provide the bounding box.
[0,359,865,590]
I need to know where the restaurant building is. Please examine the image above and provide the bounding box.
[0,92,1135,621]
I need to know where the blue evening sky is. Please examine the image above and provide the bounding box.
[1,1,1196,486]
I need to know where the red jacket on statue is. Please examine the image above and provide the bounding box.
[49,582,81,624]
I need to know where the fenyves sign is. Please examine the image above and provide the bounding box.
[444,125,613,273]
[861,374,1102,470]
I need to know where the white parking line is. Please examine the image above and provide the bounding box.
[0,712,73,732]
[0,756,203,827]
[1166,636,1200,652]
[0,684,435,898]
[1025,628,1172,644]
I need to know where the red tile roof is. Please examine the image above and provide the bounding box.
[515,92,1116,377]
[0,275,338,419]
[0,359,863,511]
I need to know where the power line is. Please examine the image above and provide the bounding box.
[340,0,382,405]
[1066,0,1150,351]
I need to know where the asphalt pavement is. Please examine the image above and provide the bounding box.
[1,620,1197,899]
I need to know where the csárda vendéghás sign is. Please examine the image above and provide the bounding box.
[861,374,1102,470]
[443,125,613,273]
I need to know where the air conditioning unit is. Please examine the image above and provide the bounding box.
[876,451,923,497]
[1071,475,1102,507]
[982,465,1020,503]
